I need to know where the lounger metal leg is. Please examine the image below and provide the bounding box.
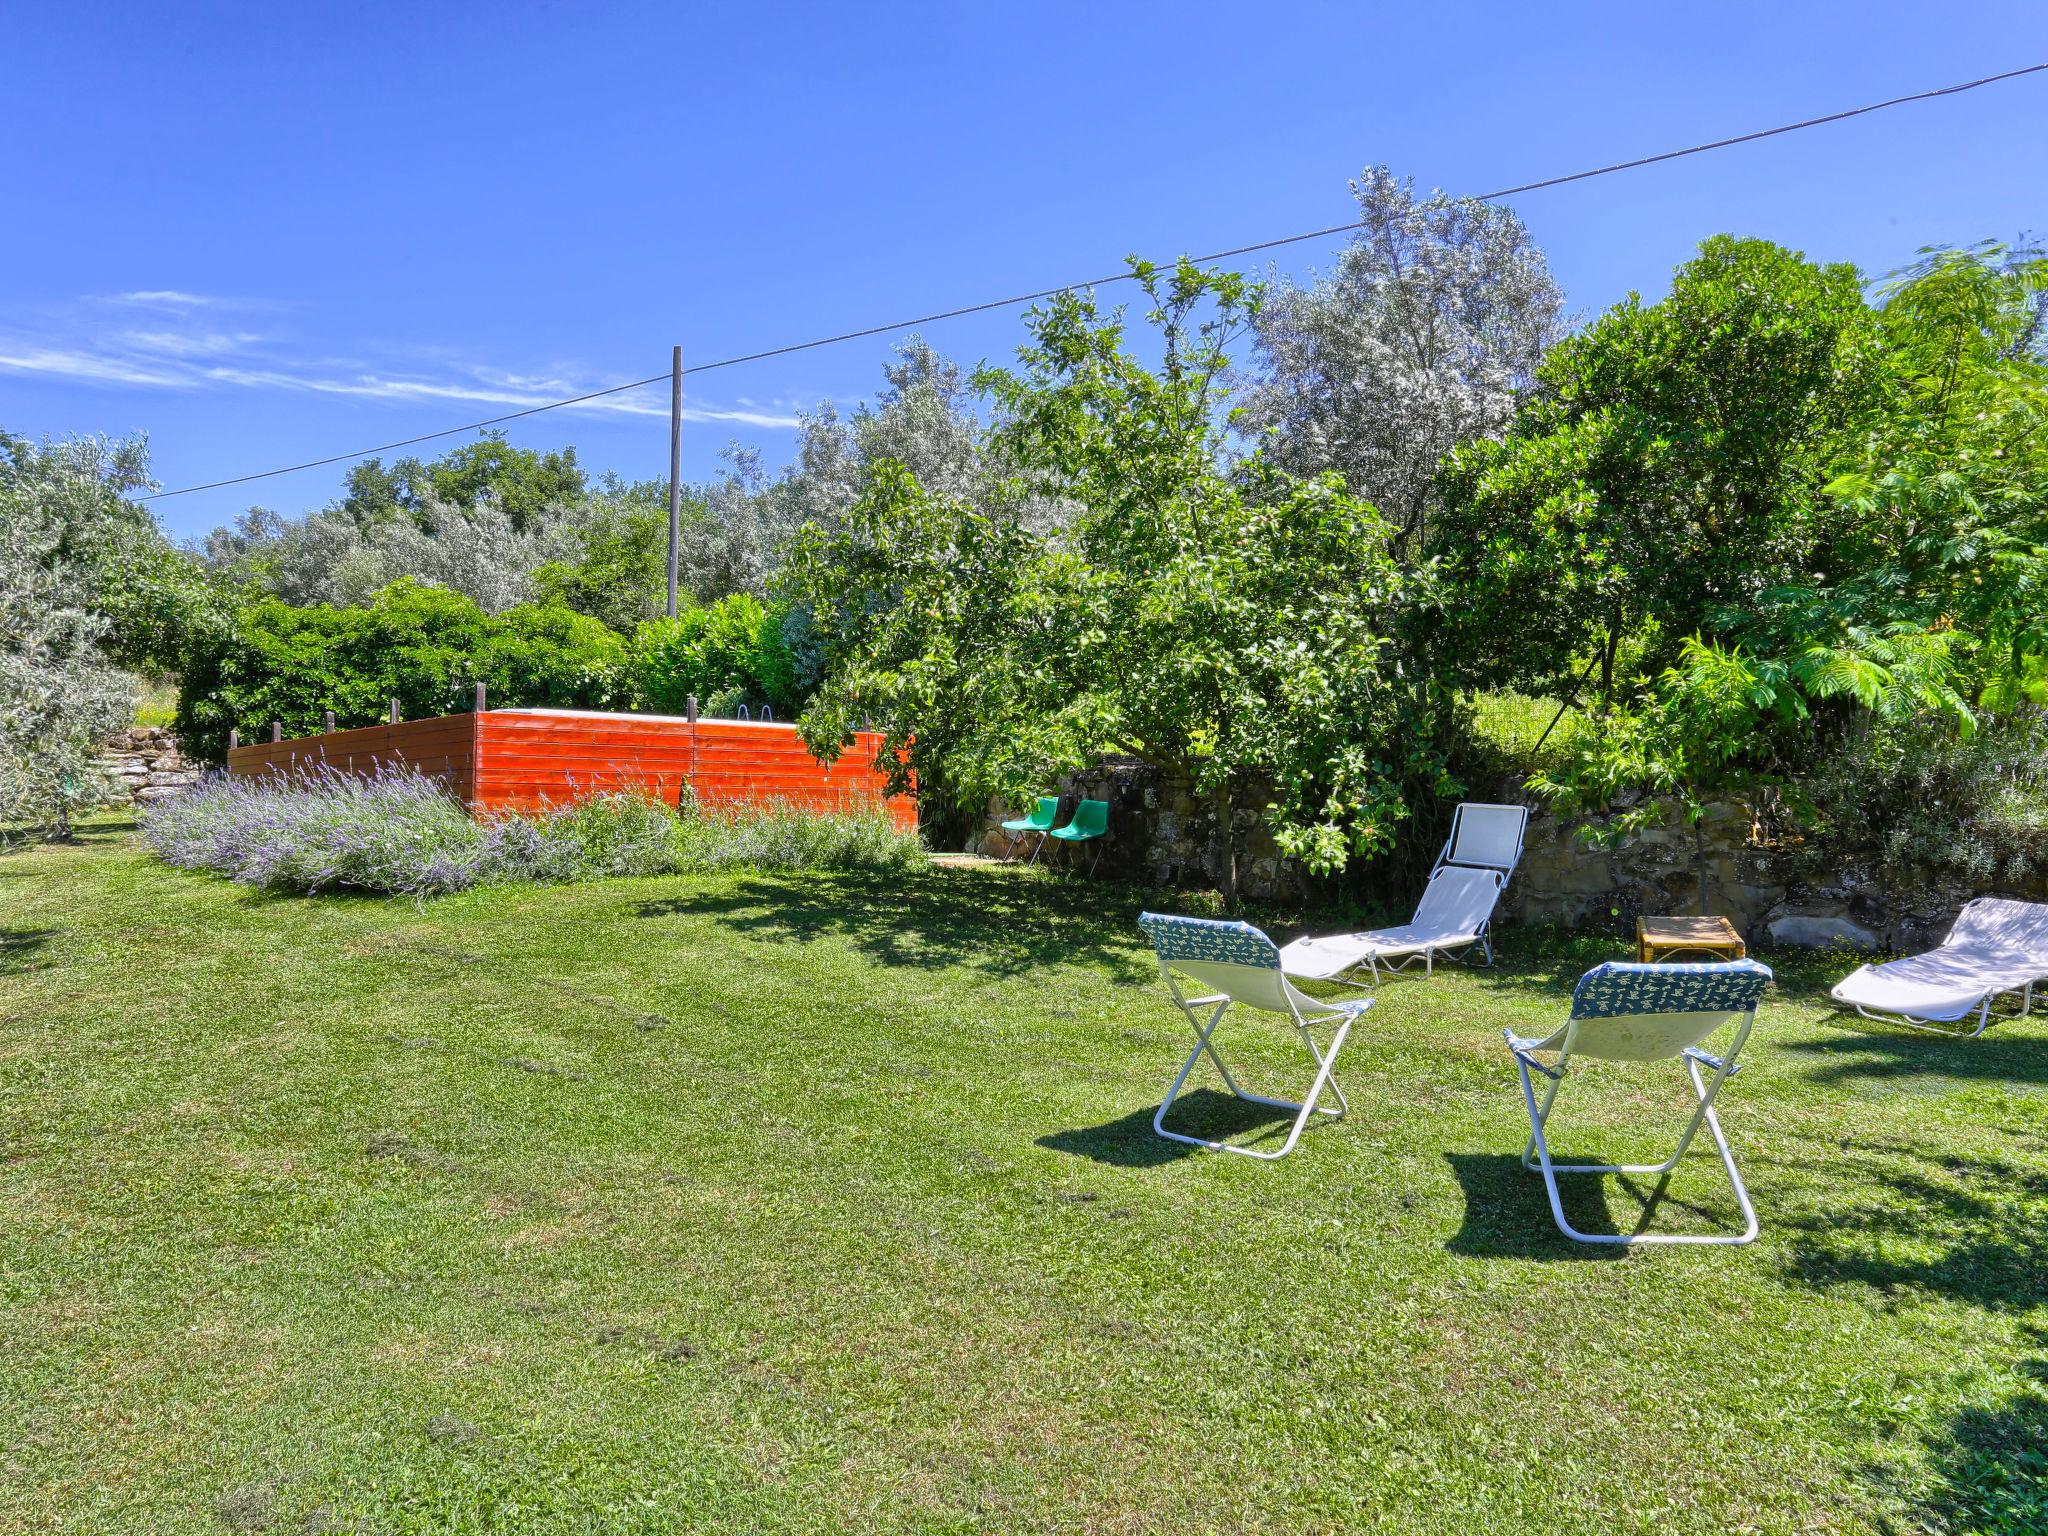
[1155,1002,1352,1160]
[1514,1052,1757,1246]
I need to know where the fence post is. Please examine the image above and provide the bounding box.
[474,681,487,714]
[323,710,335,733]
[388,698,401,725]
[271,721,282,743]
[686,694,698,723]
[228,727,239,751]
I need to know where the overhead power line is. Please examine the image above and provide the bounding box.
[143,61,2048,503]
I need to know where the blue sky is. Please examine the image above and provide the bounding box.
[4,2,2045,542]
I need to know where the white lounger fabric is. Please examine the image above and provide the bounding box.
[1280,866,1504,981]
[1831,898,2048,1025]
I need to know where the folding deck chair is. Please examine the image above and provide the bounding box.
[1504,959,1773,1246]
[1830,897,2048,1038]
[1280,802,1530,985]
[1137,913,1372,1160]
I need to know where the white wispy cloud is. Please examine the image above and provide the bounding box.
[2,298,803,429]
[103,290,232,310]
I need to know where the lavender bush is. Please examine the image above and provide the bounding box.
[140,768,922,895]
[140,767,490,895]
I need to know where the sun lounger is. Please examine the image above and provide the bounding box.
[1279,803,1530,984]
[1830,897,2048,1037]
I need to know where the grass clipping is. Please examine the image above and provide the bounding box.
[140,765,921,896]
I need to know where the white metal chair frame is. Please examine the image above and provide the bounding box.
[1138,913,1371,1161]
[1840,983,2040,1040]
[1505,959,1773,1247]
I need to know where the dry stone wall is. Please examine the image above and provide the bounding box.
[975,759,1309,903]
[95,727,201,806]
[1507,792,2043,954]
[978,765,2035,953]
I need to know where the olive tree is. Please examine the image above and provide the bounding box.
[1239,167,1563,551]
[0,435,151,836]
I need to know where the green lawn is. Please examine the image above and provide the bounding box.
[3,823,2044,1535]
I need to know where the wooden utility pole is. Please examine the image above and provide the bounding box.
[667,344,683,619]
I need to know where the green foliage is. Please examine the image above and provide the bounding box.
[528,476,689,634]
[630,592,802,717]
[787,260,1454,897]
[1801,708,2048,888]
[1,437,136,834]
[1450,237,2046,864]
[174,580,627,761]
[1433,236,1877,696]
[340,433,586,533]
[674,797,923,873]
[477,602,629,712]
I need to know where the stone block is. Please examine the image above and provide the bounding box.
[1766,906,1879,950]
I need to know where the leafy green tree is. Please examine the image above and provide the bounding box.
[1432,236,1878,700]
[630,592,801,717]
[787,261,1451,900]
[175,579,624,760]
[338,434,585,532]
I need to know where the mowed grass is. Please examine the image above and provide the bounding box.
[2,822,2045,1535]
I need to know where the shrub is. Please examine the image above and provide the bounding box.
[630,593,803,718]
[140,766,489,895]
[140,770,921,894]
[477,603,629,711]
[176,580,628,761]
[676,798,923,873]
[1800,709,2048,888]
[481,791,683,882]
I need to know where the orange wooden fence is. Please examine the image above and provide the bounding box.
[226,708,916,830]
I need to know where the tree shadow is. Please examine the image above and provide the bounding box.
[1781,1020,2048,1092]
[1036,1090,1294,1167]
[1915,1332,2048,1536]
[632,865,1159,983]
[0,927,59,976]
[1773,1138,2048,1531]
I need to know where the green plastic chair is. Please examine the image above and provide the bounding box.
[999,795,1060,863]
[1048,797,1110,873]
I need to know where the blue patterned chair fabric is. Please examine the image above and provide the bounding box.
[1137,912,1281,969]
[1571,959,1773,1019]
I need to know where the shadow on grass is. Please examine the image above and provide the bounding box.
[1037,1090,1296,1167]
[633,865,1159,983]
[1,814,138,853]
[1781,1018,2048,1091]
[1442,1151,1629,1261]
[1774,1138,2048,1531]
[0,927,59,976]
[1916,1334,2048,1536]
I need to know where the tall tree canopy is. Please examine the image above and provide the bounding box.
[1239,167,1563,550]
[1430,236,1878,699]
[786,262,1452,899]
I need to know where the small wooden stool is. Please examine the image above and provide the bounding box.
[1637,915,1746,964]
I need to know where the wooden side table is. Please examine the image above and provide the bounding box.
[1637,915,1747,964]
